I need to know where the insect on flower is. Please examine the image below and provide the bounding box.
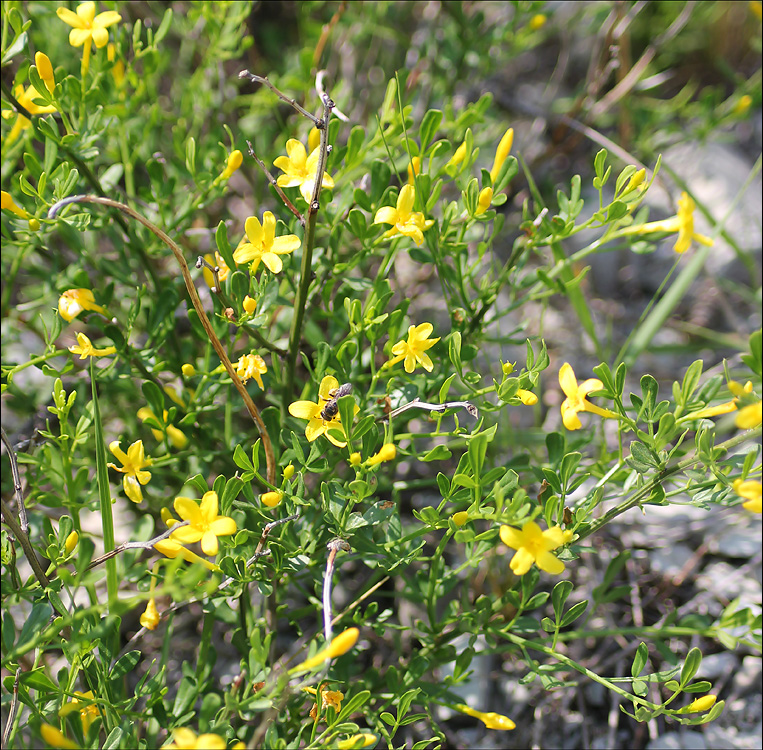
[320,383,353,421]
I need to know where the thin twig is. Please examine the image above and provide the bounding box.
[195,256,288,356]
[384,397,479,421]
[2,667,21,747]
[316,70,348,122]
[1,428,28,533]
[322,538,350,643]
[238,71,321,125]
[47,195,277,484]
[85,521,189,571]
[284,91,334,403]
[245,141,305,227]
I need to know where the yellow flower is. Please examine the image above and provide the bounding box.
[452,511,469,526]
[336,734,377,749]
[40,723,79,749]
[232,212,301,274]
[499,521,574,576]
[2,191,32,219]
[305,685,344,717]
[2,82,57,144]
[447,140,468,168]
[373,184,434,246]
[108,440,152,503]
[218,149,243,182]
[58,288,108,322]
[59,690,100,734]
[64,531,79,553]
[140,598,160,630]
[242,295,257,314]
[292,627,359,672]
[202,251,232,287]
[273,138,335,202]
[68,332,117,359]
[366,443,396,466]
[137,407,188,450]
[153,538,220,571]
[35,52,56,93]
[288,375,358,448]
[559,362,619,430]
[624,191,713,254]
[261,490,283,508]
[407,156,421,185]
[169,491,237,556]
[56,1,122,75]
[683,695,717,713]
[234,353,267,389]
[489,127,514,184]
[455,703,515,730]
[475,186,493,216]
[181,363,196,377]
[734,479,762,514]
[164,728,227,750]
[386,322,440,373]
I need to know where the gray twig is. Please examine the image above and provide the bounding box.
[1,428,28,533]
[384,398,479,422]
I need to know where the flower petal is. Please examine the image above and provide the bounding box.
[319,376,339,400]
[271,234,301,254]
[289,400,321,420]
[199,490,219,521]
[56,7,87,28]
[200,530,219,556]
[535,550,565,575]
[210,516,237,536]
[509,548,535,576]
[558,363,577,397]
[261,252,283,274]
[245,216,263,245]
[304,418,325,442]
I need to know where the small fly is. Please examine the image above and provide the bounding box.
[320,383,353,421]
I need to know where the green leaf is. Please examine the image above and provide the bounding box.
[110,650,141,681]
[420,444,452,462]
[419,109,443,150]
[631,643,649,677]
[551,580,573,620]
[680,648,702,687]
[215,220,236,273]
[560,600,588,627]
[185,136,196,176]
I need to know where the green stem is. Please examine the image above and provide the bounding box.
[90,357,119,608]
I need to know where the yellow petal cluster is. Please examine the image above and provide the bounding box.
[108,439,152,503]
[386,322,440,373]
[373,185,434,246]
[273,138,335,202]
[69,332,117,359]
[499,521,573,576]
[232,212,300,274]
[288,376,358,448]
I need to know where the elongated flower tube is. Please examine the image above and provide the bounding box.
[291,627,359,672]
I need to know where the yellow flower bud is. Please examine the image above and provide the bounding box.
[489,127,514,184]
[350,452,362,466]
[40,724,78,750]
[308,127,321,153]
[219,149,243,181]
[625,168,646,192]
[685,695,717,713]
[529,14,547,30]
[475,186,493,216]
[517,388,538,405]
[447,141,468,167]
[337,734,377,749]
[2,191,31,219]
[452,511,469,526]
[366,443,396,466]
[455,703,515,730]
[35,51,56,93]
[407,156,421,185]
[502,361,515,375]
[140,598,160,630]
[261,490,283,508]
[292,627,360,672]
[243,295,257,314]
[181,363,196,377]
[283,464,295,481]
[64,531,79,553]
[733,94,752,116]
[28,217,41,231]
